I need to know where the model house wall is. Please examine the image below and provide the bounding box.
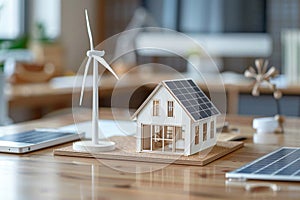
[136,85,192,155]
[134,80,219,156]
[190,116,217,155]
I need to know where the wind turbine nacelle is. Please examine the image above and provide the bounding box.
[87,50,105,57]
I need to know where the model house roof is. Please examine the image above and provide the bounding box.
[132,78,220,122]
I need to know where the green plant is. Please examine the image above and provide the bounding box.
[34,22,53,43]
[0,62,4,73]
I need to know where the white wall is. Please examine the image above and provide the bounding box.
[190,117,217,155]
[136,85,191,155]
[60,0,101,71]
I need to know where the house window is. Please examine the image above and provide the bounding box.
[0,0,24,39]
[0,0,61,40]
[210,121,214,139]
[153,125,162,142]
[32,0,61,39]
[165,126,174,139]
[153,100,159,116]
[203,123,207,141]
[167,101,174,117]
[195,125,199,145]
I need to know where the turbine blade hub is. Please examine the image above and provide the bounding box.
[87,50,105,57]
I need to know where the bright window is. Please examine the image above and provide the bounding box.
[0,0,61,40]
[153,100,159,116]
[195,125,199,145]
[32,0,61,39]
[0,0,24,39]
[165,126,173,139]
[167,101,174,117]
[210,121,215,139]
[203,123,207,141]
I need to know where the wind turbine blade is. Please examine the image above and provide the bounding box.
[79,57,92,105]
[85,9,94,50]
[93,56,119,80]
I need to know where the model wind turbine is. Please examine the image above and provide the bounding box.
[73,9,119,152]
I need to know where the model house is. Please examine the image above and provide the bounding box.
[132,79,220,156]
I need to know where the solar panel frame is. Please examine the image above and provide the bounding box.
[163,79,220,122]
[226,147,300,181]
[0,130,76,144]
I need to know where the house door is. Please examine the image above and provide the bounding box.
[142,124,151,150]
[142,125,183,152]
[151,125,183,153]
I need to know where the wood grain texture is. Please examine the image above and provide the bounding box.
[1,108,300,199]
[54,137,243,166]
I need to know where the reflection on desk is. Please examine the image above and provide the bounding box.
[1,108,300,199]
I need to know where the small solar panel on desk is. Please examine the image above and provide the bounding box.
[226,147,300,181]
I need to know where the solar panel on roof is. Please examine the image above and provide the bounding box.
[226,147,300,181]
[164,79,220,121]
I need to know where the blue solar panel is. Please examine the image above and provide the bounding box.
[163,79,220,121]
[226,147,300,181]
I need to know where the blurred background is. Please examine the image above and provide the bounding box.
[1,0,300,124]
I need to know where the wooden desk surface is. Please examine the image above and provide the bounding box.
[1,108,300,199]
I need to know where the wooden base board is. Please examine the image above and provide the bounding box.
[54,136,243,166]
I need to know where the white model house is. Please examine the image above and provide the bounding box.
[132,79,220,156]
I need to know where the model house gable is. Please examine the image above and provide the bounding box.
[132,79,220,122]
[133,79,220,156]
[134,84,189,126]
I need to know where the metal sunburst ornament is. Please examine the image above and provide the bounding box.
[244,59,284,133]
